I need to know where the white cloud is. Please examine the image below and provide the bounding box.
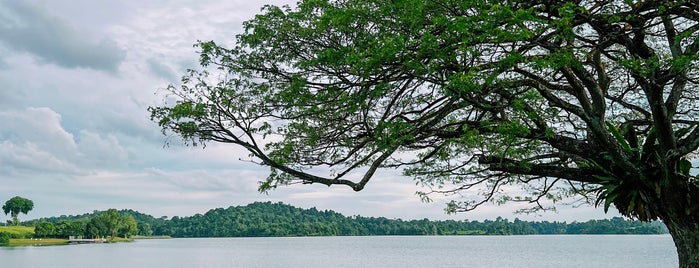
[0,107,133,177]
[0,1,126,73]
[0,140,82,176]
[76,130,129,169]
[1,107,77,151]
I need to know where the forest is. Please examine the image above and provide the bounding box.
[25,202,667,238]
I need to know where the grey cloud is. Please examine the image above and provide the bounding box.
[0,1,126,73]
[0,87,22,108]
[0,107,78,154]
[147,58,178,82]
[0,107,132,177]
[0,140,83,177]
[0,47,13,70]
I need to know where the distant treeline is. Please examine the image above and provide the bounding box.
[27,202,667,238]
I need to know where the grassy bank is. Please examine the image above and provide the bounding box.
[9,238,69,246]
[108,237,134,242]
[1,226,135,246]
[133,235,172,239]
[0,226,70,246]
[0,226,34,238]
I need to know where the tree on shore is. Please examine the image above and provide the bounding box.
[34,221,56,238]
[3,196,34,226]
[150,1,699,266]
[85,209,138,239]
[119,215,138,238]
[104,209,122,239]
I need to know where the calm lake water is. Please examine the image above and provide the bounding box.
[1,235,677,267]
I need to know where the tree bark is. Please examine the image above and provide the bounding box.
[664,215,699,268]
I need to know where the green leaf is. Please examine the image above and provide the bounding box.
[626,191,637,214]
[678,158,692,177]
[674,124,697,140]
[606,122,632,154]
[603,192,617,213]
[620,123,639,150]
[640,127,657,162]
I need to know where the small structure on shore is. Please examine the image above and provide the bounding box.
[68,236,106,244]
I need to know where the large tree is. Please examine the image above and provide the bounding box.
[103,209,123,240]
[85,209,135,240]
[2,196,34,226]
[149,0,699,266]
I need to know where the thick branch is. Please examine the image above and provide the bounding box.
[479,156,601,184]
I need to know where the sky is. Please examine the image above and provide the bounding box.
[0,0,620,223]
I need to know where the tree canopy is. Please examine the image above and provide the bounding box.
[29,210,138,239]
[29,202,667,238]
[3,196,34,226]
[85,209,138,239]
[150,1,699,266]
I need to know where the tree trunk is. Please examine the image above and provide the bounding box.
[664,218,699,268]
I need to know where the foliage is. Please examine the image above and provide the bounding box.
[119,215,138,238]
[0,232,8,245]
[149,202,665,237]
[149,0,699,218]
[150,1,699,265]
[32,220,87,239]
[85,209,138,239]
[104,209,122,239]
[3,196,34,226]
[26,210,138,239]
[55,220,87,238]
[33,221,56,238]
[28,202,667,238]
[85,214,109,238]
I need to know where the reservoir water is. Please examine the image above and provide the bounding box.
[1,235,677,267]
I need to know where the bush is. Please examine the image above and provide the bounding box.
[0,232,10,245]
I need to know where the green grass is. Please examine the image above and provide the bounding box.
[8,238,69,246]
[107,237,134,243]
[0,226,34,238]
[133,235,172,239]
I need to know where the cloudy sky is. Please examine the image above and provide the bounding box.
[0,0,619,223]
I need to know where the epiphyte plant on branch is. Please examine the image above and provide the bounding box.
[149,0,699,266]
